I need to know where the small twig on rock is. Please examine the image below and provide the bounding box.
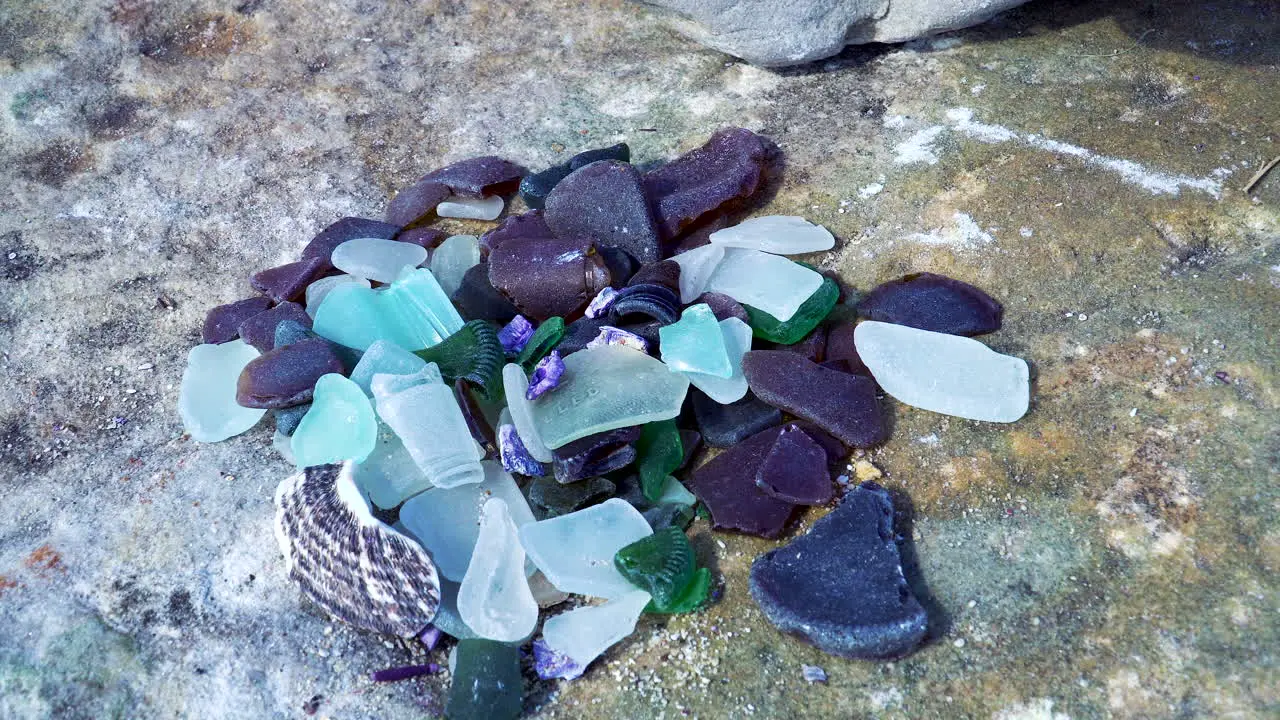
[1242,155,1280,194]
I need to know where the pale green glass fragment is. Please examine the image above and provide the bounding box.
[704,247,823,322]
[373,365,484,488]
[290,374,378,467]
[178,340,266,442]
[541,589,651,667]
[502,363,554,462]
[682,317,752,404]
[659,303,732,378]
[708,215,835,254]
[668,243,725,303]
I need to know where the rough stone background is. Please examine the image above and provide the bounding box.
[1,0,1277,718]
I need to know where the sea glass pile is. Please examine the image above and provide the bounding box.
[181,130,1030,716]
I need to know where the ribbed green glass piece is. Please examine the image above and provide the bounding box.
[614,526,696,609]
[646,566,712,614]
[744,274,839,345]
[413,320,504,400]
[636,420,683,503]
[517,316,565,369]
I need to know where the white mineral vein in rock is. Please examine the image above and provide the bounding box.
[854,320,1029,422]
[331,237,428,283]
[518,499,652,599]
[704,247,823,322]
[709,215,835,254]
[669,243,725,303]
[437,195,504,220]
[179,340,266,442]
[457,498,539,642]
[541,589,652,668]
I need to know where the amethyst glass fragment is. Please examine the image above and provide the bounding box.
[236,337,346,409]
[384,179,452,228]
[202,296,272,344]
[250,257,326,304]
[755,425,833,505]
[687,425,798,538]
[394,226,448,252]
[627,260,681,294]
[551,426,641,484]
[586,326,649,353]
[643,128,770,239]
[533,637,585,680]
[823,322,869,374]
[488,236,610,321]
[452,263,520,324]
[856,272,1003,336]
[696,292,750,324]
[498,315,536,354]
[608,283,681,326]
[499,424,545,477]
[545,160,662,263]
[526,351,565,400]
[422,155,526,198]
[742,351,886,448]
[767,326,827,363]
[479,210,553,253]
[302,217,400,269]
[691,390,782,448]
[584,287,619,319]
[418,625,443,651]
[237,301,312,353]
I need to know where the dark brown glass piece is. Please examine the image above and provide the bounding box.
[422,156,525,198]
[551,426,641,483]
[302,217,400,269]
[857,272,1003,336]
[755,425,833,505]
[236,337,346,409]
[642,128,769,239]
[687,426,798,539]
[545,161,662,264]
[487,237,610,321]
[742,350,886,447]
[237,301,311,353]
[202,296,272,344]
[627,260,681,293]
[384,180,451,228]
[250,257,326,304]
[451,263,520,324]
[478,210,552,254]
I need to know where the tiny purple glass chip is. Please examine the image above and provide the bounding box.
[498,315,535,354]
[584,287,620,319]
[586,325,649,353]
[533,638,585,680]
[526,350,565,400]
[499,424,545,476]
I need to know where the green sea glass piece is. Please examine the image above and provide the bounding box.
[636,420,683,503]
[413,320,505,400]
[517,316,565,369]
[312,267,464,351]
[744,274,840,345]
[614,526,695,609]
[647,566,712,614]
[445,639,522,720]
[290,374,377,467]
[530,345,690,449]
[179,340,266,442]
[659,303,732,378]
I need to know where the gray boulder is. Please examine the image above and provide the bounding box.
[638,0,1031,66]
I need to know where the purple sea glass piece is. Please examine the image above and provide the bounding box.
[551,426,641,484]
[584,287,619,319]
[422,156,526,198]
[498,315,536,354]
[533,637,585,680]
[627,261,681,294]
[643,128,770,239]
[526,351,564,400]
[857,272,1003,336]
[667,212,731,256]
[452,263,520,324]
[488,236,610,321]
[418,626,443,651]
[687,426,798,538]
[755,425,833,505]
[250,257,326,304]
[823,322,869,374]
[302,217,400,269]
[696,292,750,324]
[385,179,452,228]
[742,351,886,448]
[586,326,649,353]
[545,160,662,263]
[237,301,312,353]
[202,296,272,344]
[499,424,545,477]
[478,210,553,253]
[767,326,827,363]
[236,337,346,409]
[395,226,448,252]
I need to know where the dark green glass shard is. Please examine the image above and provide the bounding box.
[413,320,505,400]
[517,316,565,370]
[445,639,522,720]
[636,419,683,503]
[646,566,712,614]
[527,476,616,519]
[614,526,696,608]
[744,274,840,345]
[642,502,697,532]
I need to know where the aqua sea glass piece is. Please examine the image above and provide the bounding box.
[704,248,823,322]
[669,243,725,303]
[430,234,481,299]
[312,267,464,351]
[502,363,554,463]
[290,374,378,467]
[659,303,732,378]
[372,365,485,488]
[682,317,752,404]
[351,421,430,509]
[518,499,653,598]
[304,274,370,318]
[179,340,266,442]
[457,498,539,642]
[331,237,427,283]
[530,345,690,449]
[540,589,651,668]
[348,339,427,396]
[709,215,835,254]
[854,320,1030,422]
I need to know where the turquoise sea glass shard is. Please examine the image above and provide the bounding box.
[311,268,462,351]
[290,374,378,467]
[659,303,732,378]
[179,340,266,442]
[348,339,428,396]
[530,345,690,449]
[682,317,752,404]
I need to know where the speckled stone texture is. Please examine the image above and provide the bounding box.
[1,1,1277,719]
